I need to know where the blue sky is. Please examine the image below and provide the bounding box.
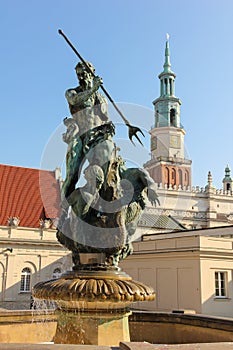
[0,0,233,188]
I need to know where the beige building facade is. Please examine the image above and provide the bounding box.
[0,225,71,310]
[120,225,233,318]
[0,164,72,309]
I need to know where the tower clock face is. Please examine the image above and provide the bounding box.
[170,135,180,148]
[151,136,157,150]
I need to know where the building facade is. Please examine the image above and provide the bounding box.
[145,38,192,189]
[120,225,233,318]
[0,226,71,310]
[0,164,71,309]
[141,38,233,233]
[1,38,233,315]
[120,38,233,319]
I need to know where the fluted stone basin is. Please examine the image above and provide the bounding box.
[33,270,155,310]
[33,268,155,346]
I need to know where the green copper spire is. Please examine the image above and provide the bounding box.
[158,34,176,98]
[223,164,232,181]
[163,33,171,73]
[222,164,232,192]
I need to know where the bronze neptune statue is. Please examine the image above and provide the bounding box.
[56,59,159,268]
[33,31,158,346]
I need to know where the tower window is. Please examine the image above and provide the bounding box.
[184,170,189,186]
[169,78,172,95]
[165,167,169,185]
[164,79,168,95]
[156,110,159,127]
[170,109,176,126]
[171,168,176,186]
[226,183,231,191]
[178,169,183,186]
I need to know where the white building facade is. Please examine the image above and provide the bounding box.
[141,38,233,234]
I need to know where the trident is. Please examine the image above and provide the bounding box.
[58,29,145,146]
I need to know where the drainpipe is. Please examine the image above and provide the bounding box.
[2,249,13,301]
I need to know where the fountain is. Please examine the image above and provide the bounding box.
[33,37,158,346]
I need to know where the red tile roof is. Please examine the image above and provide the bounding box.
[0,164,61,228]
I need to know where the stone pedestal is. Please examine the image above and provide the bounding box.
[33,269,155,346]
[54,309,131,345]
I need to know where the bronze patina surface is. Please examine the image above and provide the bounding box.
[33,50,157,345]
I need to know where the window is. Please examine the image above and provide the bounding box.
[171,168,176,186]
[164,78,168,95]
[170,109,176,126]
[169,79,172,95]
[178,169,183,186]
[20,268,31,292]
[215,271,227,298]
[184,170,189,186]
[52,268,61,279]
[165,167,169,186]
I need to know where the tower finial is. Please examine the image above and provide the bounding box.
[205,170,215,191]
[163,34,171,73]
[208,171,213,186]
[223,164,232,191]
[224,164,231,178]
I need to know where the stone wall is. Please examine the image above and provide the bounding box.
[0,310,233,345]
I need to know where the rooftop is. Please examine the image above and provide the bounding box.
[0,164,61,228]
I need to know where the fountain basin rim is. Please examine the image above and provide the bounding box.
[56,301,134,311]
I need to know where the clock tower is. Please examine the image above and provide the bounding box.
[145,36,192,188]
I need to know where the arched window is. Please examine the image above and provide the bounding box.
[156,110,159,127]
[52,268,61,279]
[184,170,189,186]
[170,109,176,126]
[164,167,169,186]
[226,183,231,191]
[171,168,176,186]
[20,268,31,292]
[164,79,168,95]
[178,169,183,186]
